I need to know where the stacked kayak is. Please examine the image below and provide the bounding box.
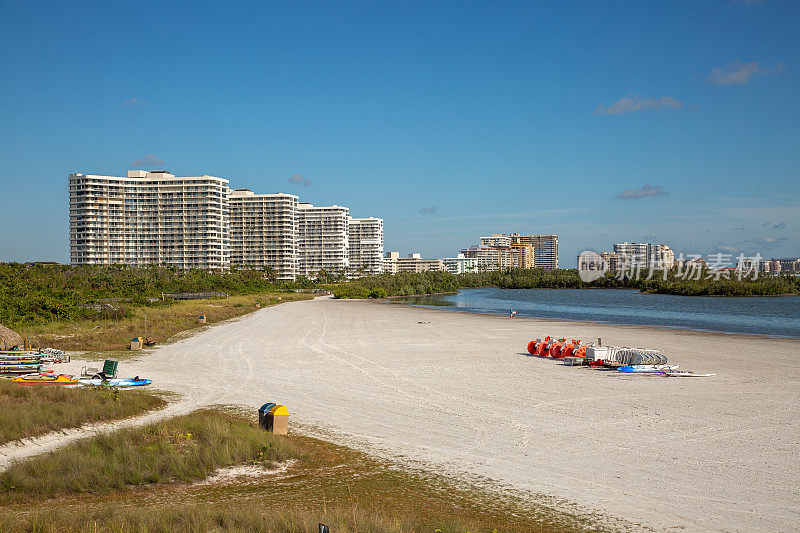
[1,353,42,376]
[12,373,78,386]
[78,378,152,388]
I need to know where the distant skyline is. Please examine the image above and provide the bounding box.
[1,1,798,267]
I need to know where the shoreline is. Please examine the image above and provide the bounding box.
[384,290,800,340]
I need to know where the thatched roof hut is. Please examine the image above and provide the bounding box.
[0,324,23,350]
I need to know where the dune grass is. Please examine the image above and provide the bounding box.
[0,409,608,532]
[0,378,166,445]
[0,409,297,497]
[16,292,313,352]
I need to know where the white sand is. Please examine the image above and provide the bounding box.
[6,296,799,530]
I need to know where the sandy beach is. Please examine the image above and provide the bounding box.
[42,297,800,530]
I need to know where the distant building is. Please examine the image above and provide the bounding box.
[383,251,400,274]
[384,252,443,273]
[460,245,511,271]
[348,217,384,277]
[613,242,674,269]
[511,243,534,269]
[480,233,512,247]
[509,233,558,268]
[774,258,800,274]
[442,253,478,275]
[229,189,298,280]
[297,203,350,277]
[69,170,229,270]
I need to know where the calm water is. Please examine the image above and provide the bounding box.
[398,288,800,338]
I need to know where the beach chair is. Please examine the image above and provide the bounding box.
[99,358,119,380]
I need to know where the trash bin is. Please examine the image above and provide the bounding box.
[258,403,276,430]
[129,337,143,350]
[198,315,207,324]
[271,405,289,435]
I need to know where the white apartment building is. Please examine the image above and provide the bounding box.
[229,189,298,280]
[69,170,229,270]
[297,203,350,277]
[613,242,674,269]
[442,253,478,274]
[348,217,384,276]
[480,234,512,247]
[383,251,400,274]
[460,245,513,271]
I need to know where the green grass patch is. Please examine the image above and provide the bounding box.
[0,409,297,498]
[0,378,166,445]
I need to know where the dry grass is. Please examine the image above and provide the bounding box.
[0,409,297,498]
[16,292,313,352]
[0,410,608,532]
[0,378,166,445]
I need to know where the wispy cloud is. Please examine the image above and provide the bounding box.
[288,173,311,186]
[418,206,437,215]
[774,222,786,229]
[124,97,148,107]
[733,226,746,231]
[741,236,787,249]
[130,154,165,167]
[614,184,670,200]
[595,94,682,115]
[708,60,783,85]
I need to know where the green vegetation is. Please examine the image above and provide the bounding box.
[18,291,313,352]
[0,263,330,328]
[0,378,166,445]
[0,409,297,497]
[1,409,603,532]
[333,268,800,299]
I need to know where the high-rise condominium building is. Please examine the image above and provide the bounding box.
[348,217,384,276]
[229,189,298,280]
[69,170,229,270]
[297,203,350,277]
[509,233,558,268]
[613,242,674,269]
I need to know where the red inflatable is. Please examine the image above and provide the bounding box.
[527,340,538,355]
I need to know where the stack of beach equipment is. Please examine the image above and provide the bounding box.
[0,348,69,376]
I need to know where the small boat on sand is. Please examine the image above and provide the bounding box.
[618,365,679,373]
[78,378,152,388]
[12,373,78,386]
[661,370,715,377]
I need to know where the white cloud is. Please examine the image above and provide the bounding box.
[288,173,311,186]
[614,184,670,200]
[595,94,682,115]
[130,154,165,167]
[707,60,782,85]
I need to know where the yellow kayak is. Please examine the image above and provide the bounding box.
[12,373,78,386]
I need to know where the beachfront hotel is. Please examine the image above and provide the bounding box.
[348,217,384,276]
[297,203,351,278]
[229,189,299,280]
[70,171,384,279]
[69,170,230,270]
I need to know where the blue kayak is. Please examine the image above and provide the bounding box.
[78,378,152,387]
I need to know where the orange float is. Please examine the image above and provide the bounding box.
[527,340,538,355]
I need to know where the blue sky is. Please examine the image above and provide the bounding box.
[1,1,798,266]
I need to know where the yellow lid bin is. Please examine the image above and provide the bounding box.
[269,405,289,435]
[198,315,207,324]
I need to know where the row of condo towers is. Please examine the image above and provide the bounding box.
[68,170,383,280]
